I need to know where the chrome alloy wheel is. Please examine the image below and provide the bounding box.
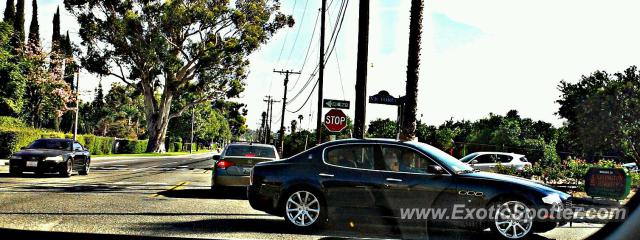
[285,191,320,227]
[494,200,534,239]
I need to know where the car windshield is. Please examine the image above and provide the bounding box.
[27,139,71,150]
[409,142,475,173]
[225,145,276,158]
[459,153,479,163]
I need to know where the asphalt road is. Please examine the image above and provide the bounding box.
[0,154,605,240]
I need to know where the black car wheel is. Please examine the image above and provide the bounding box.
[490,199,534,239]
[284,190,326,229]
[59,159,73,177]
[9,167,22,176]
[79,160,90,176]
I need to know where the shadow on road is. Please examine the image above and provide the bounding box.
[0,172,65,178]
[157,187,247,200]
[0,228,215,240]
[133,217,555,240]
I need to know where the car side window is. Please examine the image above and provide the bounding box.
[325,145,375,170]
[73,143,83,151]
[496,154,513,163]
[380,146,438,173]
[474,154,495,164]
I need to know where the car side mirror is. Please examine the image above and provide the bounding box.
[428,165,445,174]
[212,155,221,161]
[470,160,478,165]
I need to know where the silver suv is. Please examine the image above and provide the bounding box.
[460,152,531,172]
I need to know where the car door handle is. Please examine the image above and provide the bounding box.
[319,173,334,178]
[386,178,402,182]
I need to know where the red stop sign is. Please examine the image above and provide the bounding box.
[324,109,347,132]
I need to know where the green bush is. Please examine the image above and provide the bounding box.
[0,128,43,158]
[0,116,26,128]
[169,142,183,152]
[115,139,148,154]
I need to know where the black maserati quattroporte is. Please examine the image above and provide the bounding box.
[248,139,571,239]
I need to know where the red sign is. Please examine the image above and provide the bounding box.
[324,109,347,132]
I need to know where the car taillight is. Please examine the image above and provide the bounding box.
[216,159,236,169]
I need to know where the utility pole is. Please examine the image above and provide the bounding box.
[263,96,280,144]
[274,69,301,155]
[72,69,79,141]
[316,0,327,144]
[190,107,195,154]
[354,0,370,139]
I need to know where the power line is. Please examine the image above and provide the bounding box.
[286,0,348,105]
[284,0,310,67]
[290,10,320,91]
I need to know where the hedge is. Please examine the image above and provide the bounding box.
[168,142,183,152]
[114,139,148,154]
[0,117,26,128]
[0,126,120,158]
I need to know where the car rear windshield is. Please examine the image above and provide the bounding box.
[225,145,276,158]
[27,139,71,150]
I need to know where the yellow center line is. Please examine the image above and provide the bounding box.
[150,181,190,198]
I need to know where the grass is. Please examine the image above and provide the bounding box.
[93,149,213,158]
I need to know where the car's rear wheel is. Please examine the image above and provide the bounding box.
[284,190,326,229]
[490,200,534,239]
[59,159,72,177]
[79,160,90,176]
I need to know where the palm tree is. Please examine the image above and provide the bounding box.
[290,120,298,134]
[297,114,304,129]
[401,0,423,141]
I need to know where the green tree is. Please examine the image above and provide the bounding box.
[26,0,39,52]
[9,0,24,52]
[3,0,15,25]
[0,22,26,116]
[366,118,398,138]
[66,0,294,152]
[558,66,640,164]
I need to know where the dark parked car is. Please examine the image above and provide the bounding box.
[248,139,571,239]
[211,142,278,191]
[9,138,91,177]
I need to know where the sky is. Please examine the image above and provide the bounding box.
[4,0,640,132]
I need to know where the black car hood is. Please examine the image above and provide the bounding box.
[14,149,69,158]
[462,171,570,199]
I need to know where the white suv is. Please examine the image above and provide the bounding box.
[460,152,532,172]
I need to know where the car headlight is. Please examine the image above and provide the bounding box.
[542,193,562,205]
[45,156,64,162]
[9,155,21,160]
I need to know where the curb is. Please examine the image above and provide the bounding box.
[92,152,216,161]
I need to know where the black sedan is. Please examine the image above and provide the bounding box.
[9,138,91,177]
[248,139,571,239]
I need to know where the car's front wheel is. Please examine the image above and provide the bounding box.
[79,160,90,176]
[284,190,326,229]
[490,199,534,239]
[59,159,73,177]
[9,167,22,176]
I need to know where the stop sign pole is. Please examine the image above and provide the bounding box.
[324,109,348,133]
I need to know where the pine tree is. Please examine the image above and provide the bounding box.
[3,0,15,25]
[27,0,39,52]
[62,32,75,89]
[51,6,60,49]
[50,6,62,81]
[10,0,25,51]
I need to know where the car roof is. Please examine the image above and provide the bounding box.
[472,151,525,156]
[37,138,73,142]
[226,142,275,148]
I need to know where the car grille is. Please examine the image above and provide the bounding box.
[22,156,44,161]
